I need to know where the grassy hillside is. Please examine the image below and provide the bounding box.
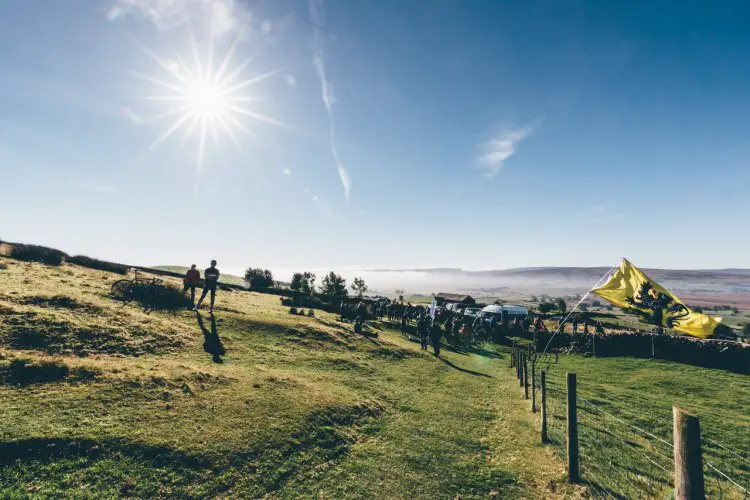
[152,265,249,287]
[0,257,574,498]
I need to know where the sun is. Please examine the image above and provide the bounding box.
[132,36,288,181]
[188,80,226,119]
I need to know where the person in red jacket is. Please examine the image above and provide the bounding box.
[182,264,201,306]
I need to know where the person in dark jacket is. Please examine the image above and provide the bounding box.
[430,320,442,356]
[195,260,220,314]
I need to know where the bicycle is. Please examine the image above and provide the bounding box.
[110,269,163,307]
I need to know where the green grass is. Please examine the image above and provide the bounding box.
[510,340,750,499]
[0,257,576,499]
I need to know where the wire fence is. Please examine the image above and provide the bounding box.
[517,349,750,499]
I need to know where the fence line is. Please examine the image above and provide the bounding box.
[510,344,750,499]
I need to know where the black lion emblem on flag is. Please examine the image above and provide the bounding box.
[626,281,690,328]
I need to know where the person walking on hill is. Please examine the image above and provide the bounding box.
[195,260,220,314]
[182,265,201,306]
[430,320,442,356]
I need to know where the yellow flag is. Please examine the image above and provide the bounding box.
[592,258,722,338]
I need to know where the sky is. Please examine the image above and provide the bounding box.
[2,0,750,278]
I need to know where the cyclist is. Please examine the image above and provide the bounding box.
[195,260,220,314]
[182,264,201,306]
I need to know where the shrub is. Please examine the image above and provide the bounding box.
[289,307,298,315]
[111,281,193,311]
[538,302,554,314]
[245,268,274,288]
[592,300,602,307]
[9,243,68,266]
[555,297,567,313]
[67,255,128,275]
[579,304,589,312]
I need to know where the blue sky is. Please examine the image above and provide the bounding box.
[2,0,750,275]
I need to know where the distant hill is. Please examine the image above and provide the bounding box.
[364,266,750,296]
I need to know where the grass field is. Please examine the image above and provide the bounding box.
[510,338,750,498]
[0,257,575,498]
[1,256,747,498]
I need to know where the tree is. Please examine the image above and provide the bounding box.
[592,300,602,307]
[290,272,316,295]
[301,272,316,295]
[692,305,704,313]
[579,304,589,312]
[351,277,368,298]
[245,268,274,288]
[290,273,304,291]
[530,295,538,302]
[555,297,567,313]
[320,272,348,298]
[394,289,405,297]
[538,302,554,314]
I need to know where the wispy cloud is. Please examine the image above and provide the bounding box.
[309,0,352,200]
[282,168,291,176]
[478,125,534,178]
[108,0,250,39]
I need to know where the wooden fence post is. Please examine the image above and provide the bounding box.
[567,372,579,483]
[511,342,516,368]
[673,407,705,500]
[531,357,536,412]
[516,352,521,380]
[519,353,524,387]
[523,354,529,399]
[541,370,548,443]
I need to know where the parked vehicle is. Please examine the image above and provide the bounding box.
[480,304,528,320]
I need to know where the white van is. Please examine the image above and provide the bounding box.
[481,304,529,319]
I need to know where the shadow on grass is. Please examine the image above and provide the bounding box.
[435,355,494,378]
[0,437,210,469]
[196,312,226,363]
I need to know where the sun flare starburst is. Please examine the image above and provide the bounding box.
[134,36,288,180]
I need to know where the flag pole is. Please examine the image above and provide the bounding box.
[539,262,620,361]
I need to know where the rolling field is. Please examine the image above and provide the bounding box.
[0,257,573,499]
[1,255,747,498]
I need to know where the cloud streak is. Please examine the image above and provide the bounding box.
[108,0,249,39]
[309,0,352,200]
[478,125,534,178]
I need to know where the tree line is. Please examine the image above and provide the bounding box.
[244,268,370,299]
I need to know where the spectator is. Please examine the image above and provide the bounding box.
[182,264,200,306]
